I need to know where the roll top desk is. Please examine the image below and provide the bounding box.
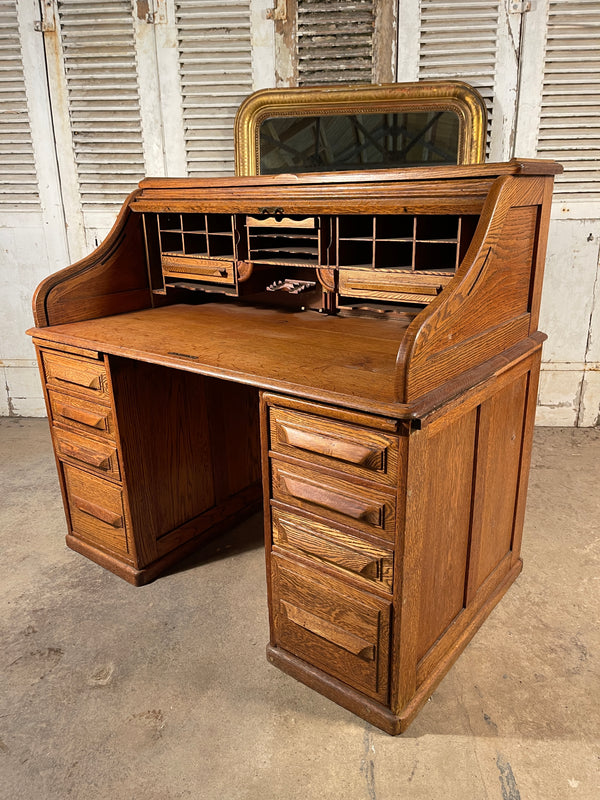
[29,159,560,733]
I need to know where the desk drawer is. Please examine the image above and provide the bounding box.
[272,555,390,701]
[63,464,129,555]
[269,407,399,486]
[162,255,236,285]
[272,509,393,592]
[42,350,109,401]
[48,389,116,440]
[54,427,120,481]
[271,460,396,542]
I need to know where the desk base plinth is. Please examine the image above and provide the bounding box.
[66,487,262,586]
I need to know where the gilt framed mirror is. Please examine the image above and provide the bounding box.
[234,81,487,177]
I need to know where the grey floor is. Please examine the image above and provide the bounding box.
[1,419,598,800]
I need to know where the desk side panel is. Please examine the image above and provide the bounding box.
[398,174,555,402]
[32,194,152,327]
[393,351,540,722]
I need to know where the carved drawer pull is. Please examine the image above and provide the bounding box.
[55,370,102,390]
[71,495,123,528]
[282,521,382,579]
[278,421,385,469]
[57,440,110,470]
[279,472,384,526]
[281,601,375,661]
[55,403,106,430]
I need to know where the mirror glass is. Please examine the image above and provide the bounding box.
[258,111,461,174]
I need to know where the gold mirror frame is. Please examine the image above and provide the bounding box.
[234,81,487,177]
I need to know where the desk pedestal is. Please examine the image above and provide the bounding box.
[260,348,539,732]
[36,343,262,585]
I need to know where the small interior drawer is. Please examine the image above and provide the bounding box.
[42,350,109,400]
[269,406,399,485]
[339,267,451,297]
[271,460,396,542]
[272,509,393,592]
[53,427,120,481]
[272,555,390,701]
[48,388,116,440]
[62,464,129,555]
[161,255,235,285]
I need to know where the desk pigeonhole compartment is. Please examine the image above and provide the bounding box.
[156,212,238,286]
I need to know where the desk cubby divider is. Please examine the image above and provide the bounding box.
[336,213,479,281]
[148,210,488,305]
[157,213,236,261]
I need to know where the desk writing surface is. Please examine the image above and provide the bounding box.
[30,303,414,412]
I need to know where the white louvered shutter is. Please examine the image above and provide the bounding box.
[55,0,145,211]
[415,1,520,160]
[536,1,600,200]
[297,0,375,85]
[0,0,39,208]
[418,1,498,139]
[175,1,253,177]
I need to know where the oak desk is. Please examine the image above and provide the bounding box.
[29,160,560,733]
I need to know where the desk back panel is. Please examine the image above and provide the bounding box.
[109,358,261,568]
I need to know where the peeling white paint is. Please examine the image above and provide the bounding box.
[250,0,277,90]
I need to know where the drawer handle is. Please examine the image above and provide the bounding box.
[57,440,110,470]
[55,402,107,430]
[277,422,385,470]
[278,471,384,527]
[71,495,123,528]
[280,519,384,580]
[281,601,375,661]
[56,373,101,390]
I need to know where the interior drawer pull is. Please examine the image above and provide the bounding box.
[281,601,375,661]
[162,260,230,278]
[279,471,384,526]
[283,521,383,579]
[55,402,106,430]
[278,422,385,468]
[71,495,123,528]
[57,440,110,470]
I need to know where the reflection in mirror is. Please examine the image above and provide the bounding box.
[259,111,461,174]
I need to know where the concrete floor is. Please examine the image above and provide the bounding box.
[0,419,598,800]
